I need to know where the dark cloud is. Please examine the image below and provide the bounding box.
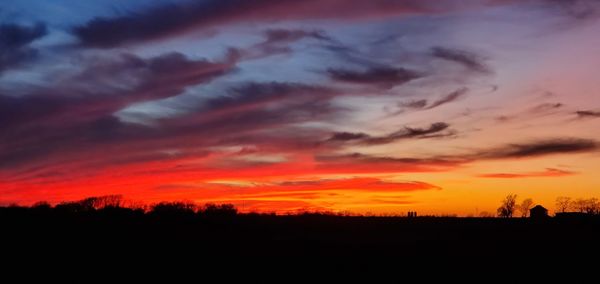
[544,0,600,19]
[473,138,598,159]
[0,51,238,168]
[201,82,337,112]
[400,99,428,109]
[431,47,491,74]
[72,0,448,47]
[230,29,333,61]
[490,0,600,20]
[327,132,370,142]
[327,67,421,89]
[0,78,344,171]
[0,23,47,73]
[530,102,563,112]
[263,29,330,43]
[0,52,235,130]
[326,122,454,145]
[364,122,453,145]
[397,88,467,111]
[316,137,598,175]
[575,110,600,118]
[426,87,468,110]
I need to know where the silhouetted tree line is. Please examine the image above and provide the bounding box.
[496,194,535,218]
[495,194,600,218]
[4,194,600,219]
[555,196,600,215]
[3,195,239,219]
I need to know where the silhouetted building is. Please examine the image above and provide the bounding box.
[529,205,548,219]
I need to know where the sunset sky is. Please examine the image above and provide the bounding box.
[1,0,599,215]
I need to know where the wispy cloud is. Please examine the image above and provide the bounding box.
[327,67,421,89]
[431,47,491,74]
[471,138,598,159]
[575,110,600,118]
[478,168,576,178]
[72,0,444,47]
[327,122,454,145]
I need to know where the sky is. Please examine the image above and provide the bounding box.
[1,0,599,215]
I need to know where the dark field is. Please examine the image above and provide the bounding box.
[3,205,600,266]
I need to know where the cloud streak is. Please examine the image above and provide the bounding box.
[575,110,600,118]
[327,67,421,89]
[327,122,454,145]
[472,138,598,159]
[431,47,491,74]
[73,0,444,47]
[478,168,576,178]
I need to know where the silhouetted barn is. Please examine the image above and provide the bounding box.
[530,205,548,219]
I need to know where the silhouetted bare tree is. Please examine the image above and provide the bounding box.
[497,194,517,218]
[518,198,534,218]
[555,196,571,213]
[573,198,588,213]
[95,195,124,208]
[584,198,599,215]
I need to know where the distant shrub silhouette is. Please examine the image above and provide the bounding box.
[200,203,237,217]
[150,201,198,218]
[55,201,93,213]
[31,201,52,210]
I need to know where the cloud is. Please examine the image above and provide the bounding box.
[530,102,563,112]
[472,138,598,159]
[431,47,491,74]
[397,88,468,111]
[363,122,454,145]
[0,77,345,173]
[267,177,441,192]
[263,29,330,44]
[159,177,440,195]
[230,28,332,60]
[315,152,463,173]
[327,132,370,142]
[426,87,469,110]
[575,110,600,118]
[477,168,576,178]
[327,67,421,89]
[326,122,454,145]
[400,99,428,109]
[318,138,598,174]
[0,23,47,73]
[0,51,235,131]
[0,51,238,168]
[543,0,600,20]
[72,0,448,47]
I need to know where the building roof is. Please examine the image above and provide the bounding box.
[530,205,547,211]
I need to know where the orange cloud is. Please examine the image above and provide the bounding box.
[477,168,576,178]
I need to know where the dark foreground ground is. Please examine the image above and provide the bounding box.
[2,206,600,278]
